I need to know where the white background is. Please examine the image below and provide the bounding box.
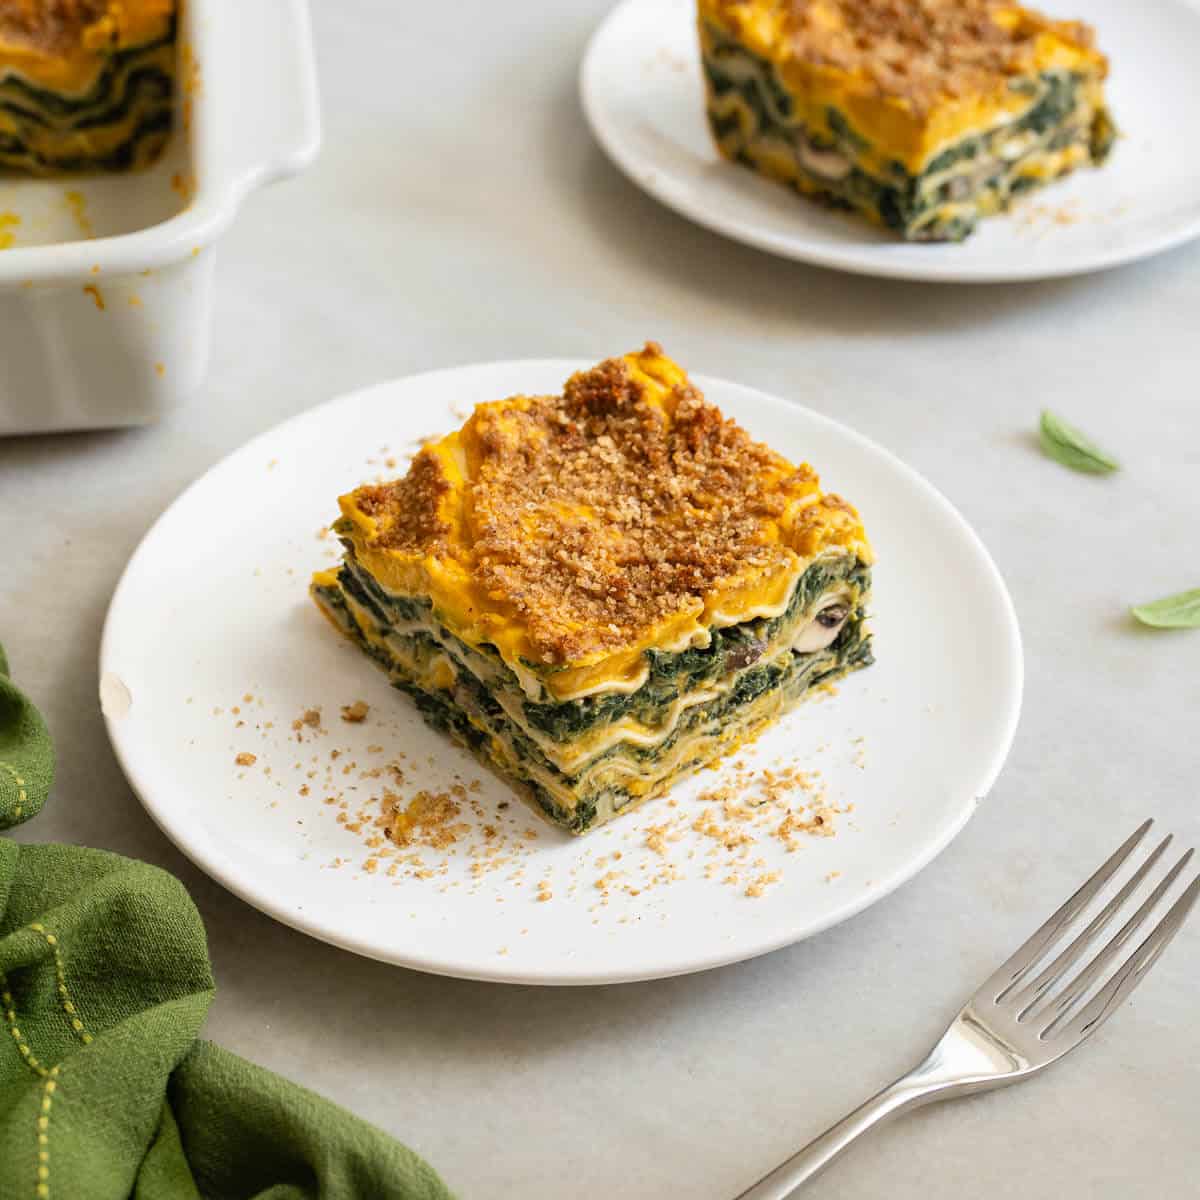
[2,2,1198,1197]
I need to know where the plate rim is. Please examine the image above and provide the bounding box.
[100,359,1025,984]
[580,0,1200,284]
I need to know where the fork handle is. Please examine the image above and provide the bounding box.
[733,1071,949,1199]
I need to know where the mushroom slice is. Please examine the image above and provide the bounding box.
[792,599,852,653]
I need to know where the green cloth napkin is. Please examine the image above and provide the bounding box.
[0,644,453,1200]
[0,642,54,832]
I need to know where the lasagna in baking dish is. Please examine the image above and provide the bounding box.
[699,0,1117,242]
[0,0,175,173]
[312,345,875,834]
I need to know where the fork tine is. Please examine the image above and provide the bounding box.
[1042,873,1200,1042]
[1012,835,1174,1017]
[1037,851,1195,1035]
[983,820,1152,1002]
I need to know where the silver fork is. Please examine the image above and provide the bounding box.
[737,820,1200,1198]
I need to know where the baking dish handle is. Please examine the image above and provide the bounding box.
[200,0,322,205]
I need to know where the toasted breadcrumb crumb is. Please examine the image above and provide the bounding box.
[216,690,858,907]
[387,790,467,849]
[745,871,781,898]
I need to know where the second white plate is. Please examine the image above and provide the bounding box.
[581,0,1200,283]
[100,359,1022,984]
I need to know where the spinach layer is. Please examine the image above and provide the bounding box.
[315,568,874,834]
[0,29,174,172]
[701,23,1111,242]
[521,556,868,738]
[339,550,869,736]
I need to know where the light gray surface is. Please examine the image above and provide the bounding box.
[2,3,1198,1197]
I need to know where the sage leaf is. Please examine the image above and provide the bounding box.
[1039,410,1120,474]
[1131,589,1200,629]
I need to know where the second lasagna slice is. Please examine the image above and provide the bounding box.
[312,344,875,834]
[699,0,1116,242]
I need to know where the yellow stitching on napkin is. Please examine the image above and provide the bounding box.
[28,926,93,1046]
[0,969,64,1195]
[0,760,28,821]
[0,978,48,1079]
[35,1065,60,1198]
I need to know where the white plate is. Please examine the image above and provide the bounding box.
[100,361,1022,984]
[581,0,1200,282]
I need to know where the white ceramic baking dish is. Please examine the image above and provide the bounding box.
[0,0,320,436]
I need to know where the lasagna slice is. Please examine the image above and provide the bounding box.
[0,0,175,174]
[312,344,875,835]
[699,0,1116,242]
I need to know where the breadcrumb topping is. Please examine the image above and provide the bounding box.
[346,344,867,665]
[354,449,450,556]
[0,0,170,55]
[708,0,1103,114]
[0,0,107,53]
